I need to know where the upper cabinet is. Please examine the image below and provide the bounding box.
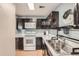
[16,18,24,30]
[74,3,79,28]
[16,17,36,30]
[47,11,59,29]
[36,11,59,29]
[36,19,48,29]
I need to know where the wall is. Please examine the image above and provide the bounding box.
[56,3,75,27]
[55,3,79,39]
[0,4,15,56]
[55,3,79,47]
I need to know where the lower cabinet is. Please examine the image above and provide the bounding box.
[36,37,43,50]
[16,37,23,50]
[36,37,52,56]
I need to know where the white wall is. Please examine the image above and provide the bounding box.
[56,3,79,39]
[0,4,15,56]
[56,3,79,47]
[56,3,75,27]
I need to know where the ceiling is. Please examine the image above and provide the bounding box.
[15,3,61,17]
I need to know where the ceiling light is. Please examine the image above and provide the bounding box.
[27,3,35,10]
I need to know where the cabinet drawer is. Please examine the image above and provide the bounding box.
[24,46,36,50]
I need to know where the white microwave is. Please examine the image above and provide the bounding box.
[25,22,36,28]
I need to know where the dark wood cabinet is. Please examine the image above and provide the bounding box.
[16,18,24,30]
[36,19,41,29]
[36,11,59,29]
[36,37,43,50]
[74,3,79,27]
[16,37,23,50]
[47,11,59,29]
[36,19,48,29]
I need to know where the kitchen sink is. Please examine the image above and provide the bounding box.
[47,39,61,53]
[46,39,71,55]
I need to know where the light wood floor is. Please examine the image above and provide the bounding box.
[16,50,45,56]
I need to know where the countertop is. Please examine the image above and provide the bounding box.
[16,30,56,39]
[43,39,69,56]
[43,39,79,56]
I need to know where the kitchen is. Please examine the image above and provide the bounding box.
[15,3,59,56]
[16,3,79,56]
[0,3,79,56]
[15,3,79,56]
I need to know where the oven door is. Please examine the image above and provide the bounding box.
[23,37,35,47]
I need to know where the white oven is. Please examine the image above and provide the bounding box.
[23,37,36,50]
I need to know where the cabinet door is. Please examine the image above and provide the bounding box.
[16,18,24,30]
[16,37,23,50]
[36,19,48,29]
[36,19,41,29]
[36,37,43,50]
[74,3,79,27]
[50,11,59,28]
